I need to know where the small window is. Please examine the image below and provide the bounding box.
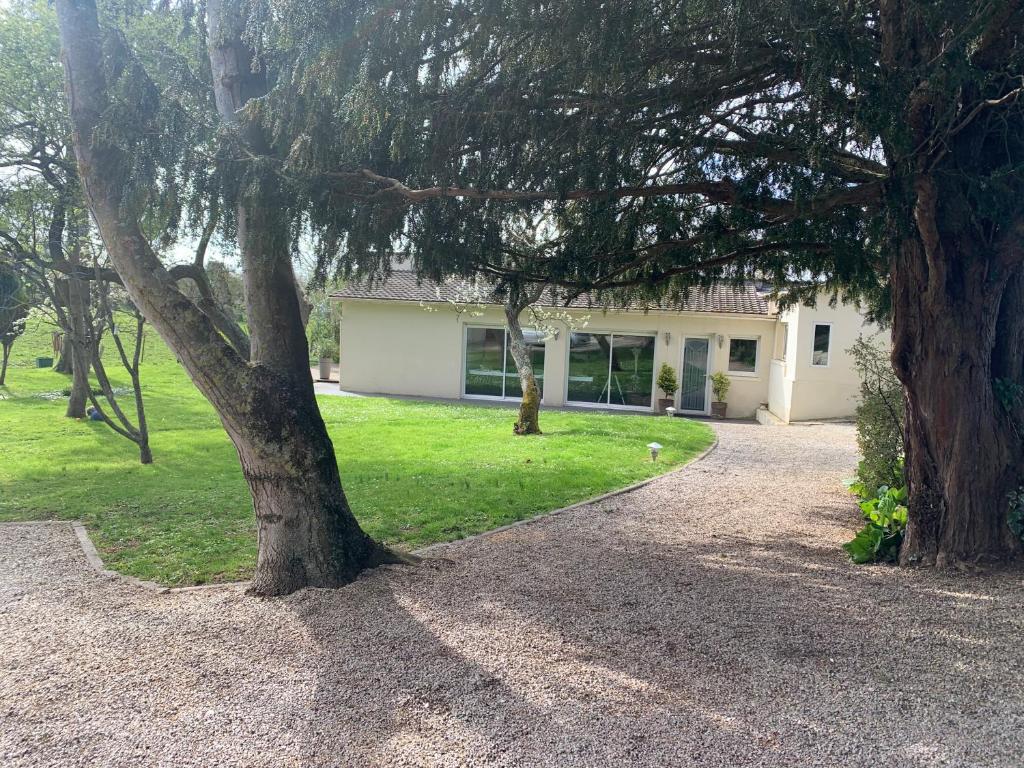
[728,337,758,374]
[812,324,831,366]
[780,323,789,361]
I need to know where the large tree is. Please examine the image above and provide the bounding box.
[243,0,1023,568]
[53,0,401,595]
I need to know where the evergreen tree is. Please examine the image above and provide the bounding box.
[247,0,1024,568]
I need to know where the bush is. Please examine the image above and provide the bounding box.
[849,336,904,494]
[306,287,341,361]
[1009,487,1024,543]
[656,363,678,398]
[710,371,730,402]
[843,485,908,564]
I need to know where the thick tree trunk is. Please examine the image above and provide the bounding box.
[56,0,397,596]
[504,301,542,435]
[890,180,1024,567]
[235,372,387,595]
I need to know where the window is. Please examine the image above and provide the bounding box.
[812,323,832,366]
[567,332,656,408]
[464,327,545,399]
[728,337,758,374]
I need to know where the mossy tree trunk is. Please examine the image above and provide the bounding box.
[503,284,544,435]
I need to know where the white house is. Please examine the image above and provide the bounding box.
[330,270,879,422]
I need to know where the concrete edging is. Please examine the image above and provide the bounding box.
[19,431,721,593]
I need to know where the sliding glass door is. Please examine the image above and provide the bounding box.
[567,332,656,408]
[464,326,545,399]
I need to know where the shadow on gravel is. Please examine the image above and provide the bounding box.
[287,562,551,765]
[285,521,1024,766]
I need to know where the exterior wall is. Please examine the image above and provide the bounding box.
[338,301,465,399]
[337,299,777,417]
[767,298,883,422]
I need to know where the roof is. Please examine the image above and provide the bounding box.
[331,272,770,316]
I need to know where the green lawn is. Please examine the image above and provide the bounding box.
[0,314,714,586]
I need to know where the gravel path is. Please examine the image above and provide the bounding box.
[2,421,1023,767]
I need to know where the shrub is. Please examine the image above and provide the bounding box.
[710,371,730,403]
[656,363,678,398]
[849,336,904,495]
[1009,487,1024,543]
[843,485,908,564]
[306,287,341,361]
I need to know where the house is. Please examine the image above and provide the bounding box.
[330,270,879,422]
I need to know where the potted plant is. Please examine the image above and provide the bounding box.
[307,291,340,381]
[710,371,730,419]
[656,363,678,413]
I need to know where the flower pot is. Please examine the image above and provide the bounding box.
[657,397,675,413]
[318,357,334,381]
[711,401,728,419]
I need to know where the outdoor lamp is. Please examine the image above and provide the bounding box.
[647,442,663,462]
[663,331,671,346]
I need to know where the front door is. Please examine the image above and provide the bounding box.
[679,337,710,413]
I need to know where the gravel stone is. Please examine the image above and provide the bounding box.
[1,421,1022,767]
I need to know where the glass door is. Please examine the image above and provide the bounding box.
[679,337,710,412]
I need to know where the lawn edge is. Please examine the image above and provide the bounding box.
[413,429,721,555]
[30,425,721,594]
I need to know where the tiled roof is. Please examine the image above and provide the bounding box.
[331,271,770,316]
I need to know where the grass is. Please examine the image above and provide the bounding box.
[0,313,715,586]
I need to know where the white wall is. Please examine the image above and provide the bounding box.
[767,298,884,422]
[339,301,465,399]
[337,299,778,417]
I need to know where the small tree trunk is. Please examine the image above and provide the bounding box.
[890,180,1024,566]
[66,339,90,418]
[504,293,542,435]
[64,270,91,418]
[130,368,152,465]
[54,335,73,374]
[0,341,10,385]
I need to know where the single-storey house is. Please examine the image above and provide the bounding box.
[331,269,879,422]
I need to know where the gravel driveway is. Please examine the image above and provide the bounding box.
[2,421,1023,768]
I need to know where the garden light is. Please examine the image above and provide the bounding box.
[647,442,663,462]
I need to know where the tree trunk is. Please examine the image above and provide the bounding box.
[63,269,91,418]
[56,0,398,596]
[54,334,73,374]
[235,372,388,594]
[131,366,153,465]
[0,341,10,385]
[890,178,1024,567]
[504,300,542,435]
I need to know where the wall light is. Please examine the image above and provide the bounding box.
[716,333,725,349]
[663,331,672,346]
